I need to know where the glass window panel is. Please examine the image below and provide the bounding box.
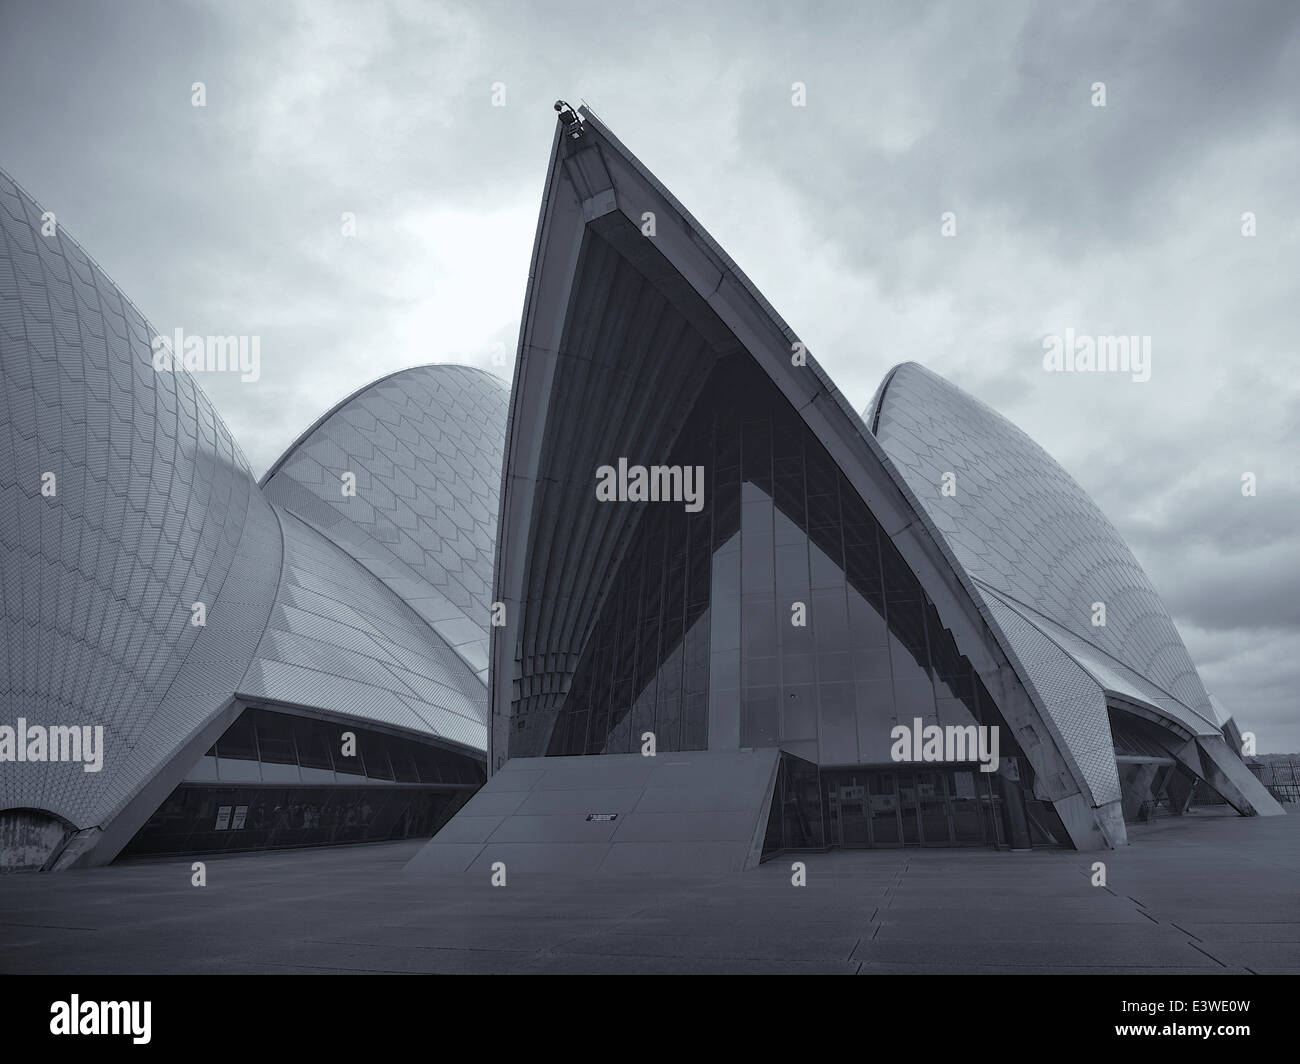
[781,683,818,741]
[773,422,803,463]
[804,446,838,498]
[936,668,975,709]
[818,681,857,763]
[846,546,884,604]
[869,774,901,846]
[773,478,804,538]
[683,691,709,749]
[917,771,952,845]
[848,585,888,647]
[809,536,843,588]
[781,651,817,685]
[259,760,300,783]
[898,773,922,845]
[683,610,710,672]
[880,538,923,597]
[781,753,824,849]
[774,542,809,597]
[745,654,779,688]
[818,651,853,683]
[855,680,897,761]
[217,757,261,782]
[741,501,774,590]
[812,587,849,653]
[604,710,633,755]
[217,712,258,762]
[742,595,777,657]
[430,748,459,783]
[806,492,838,531]
[840,478,877,540]
[888,593,928,655]
[743,686,779,747]
[973,675,1003,730]
[687,542,711,610]
[742,418,772,490]
[293,717,335,771]
[334,729,366,777]
[630,690,656,749]
[951,770,986,844]
[853,646,892,684]
[890,635,936,717]
[712,471,740,548]
[779,596,815,653]
[709,589,740,658]
[715,429,740,472]
[364,739,395,781]
[252,710,296,765]
[388,739,420,783]
[936,695,981,732]
[712,542,741,600]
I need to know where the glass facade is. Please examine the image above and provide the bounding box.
[185,706,486,788]
[552,355,1022,763]
[761,753,1067,855]
[543,354,1069,849]
[549,358,1010,758]
[121,706,485,859]
[120,785,462,858]
[763,752,825,852]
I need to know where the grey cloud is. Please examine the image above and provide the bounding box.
[1,0,1296,748]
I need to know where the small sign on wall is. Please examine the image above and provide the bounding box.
[586,813,618,822]
[214,806,232,830]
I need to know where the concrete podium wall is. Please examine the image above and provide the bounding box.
[404,749,780,876]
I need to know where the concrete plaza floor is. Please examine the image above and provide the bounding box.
[2,807,1297,974]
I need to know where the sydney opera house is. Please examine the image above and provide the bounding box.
[0,106,1281,873]
[0,161,506,871]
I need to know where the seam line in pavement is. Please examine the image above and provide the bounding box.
[1187,942,1227,968]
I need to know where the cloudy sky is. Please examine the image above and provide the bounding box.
[2,0,1297,750]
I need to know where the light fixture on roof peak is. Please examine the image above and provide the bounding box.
[553,100,585,141]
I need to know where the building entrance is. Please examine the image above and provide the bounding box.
[821,766,1003,848]
[762,754,1068,858]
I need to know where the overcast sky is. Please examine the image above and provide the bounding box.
[2,0,1297,751]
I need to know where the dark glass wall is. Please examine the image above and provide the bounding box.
[763,752,826,853]
[760,756,1069,856]
[121,785,462,858]
[187,706,486,788]
[548,354,1029,774]
[121,706,484,859]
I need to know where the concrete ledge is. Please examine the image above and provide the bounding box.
[405,749,780,876]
